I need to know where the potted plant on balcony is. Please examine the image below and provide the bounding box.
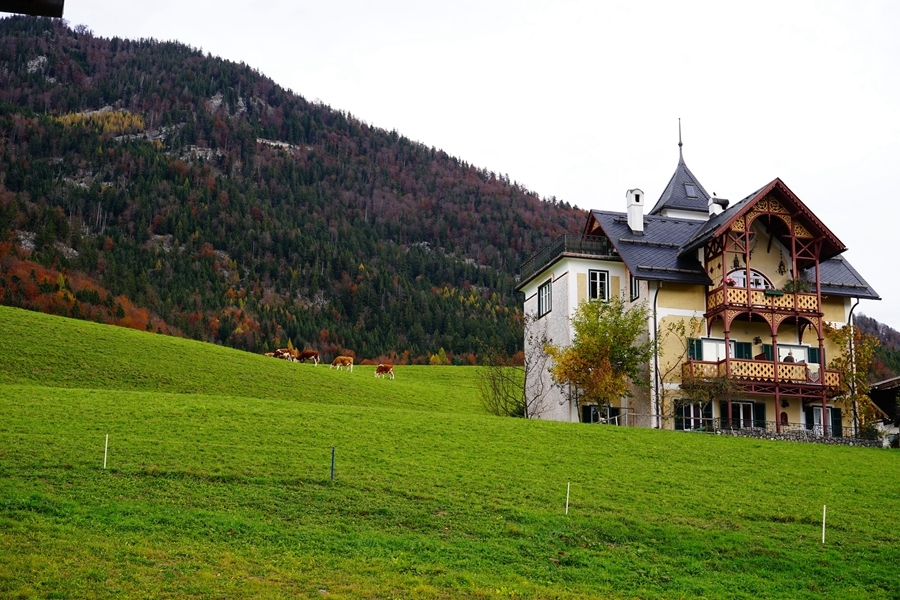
[782,278,811,293]
[725,277,737,287]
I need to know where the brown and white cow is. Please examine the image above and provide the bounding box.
[273,348,299,362]
[374,364,394,380]
[330,356,354,371]
[296,350,319,366]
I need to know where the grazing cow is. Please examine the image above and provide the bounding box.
[330,356,354,371]
[374,364,395,380]
[296,350,320,366]
[273,348,298,362]
[263,352,275,357]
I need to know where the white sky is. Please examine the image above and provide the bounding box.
[62,0,900,325]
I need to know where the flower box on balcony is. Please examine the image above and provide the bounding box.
[764,289,785,297]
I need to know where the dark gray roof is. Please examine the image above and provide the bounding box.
[590,210,712,285]
[648,155,713,216]
[802,256,880,300]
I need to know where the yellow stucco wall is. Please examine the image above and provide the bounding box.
[821,297,847,323]
[658,283,707,311]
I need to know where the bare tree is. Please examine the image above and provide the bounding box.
[477,313,552,418]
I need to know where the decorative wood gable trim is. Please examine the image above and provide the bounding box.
[583,213,603,237]
[712,179,846,257]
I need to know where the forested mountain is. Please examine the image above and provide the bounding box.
[855,314,900,381]
[0,16,583,362]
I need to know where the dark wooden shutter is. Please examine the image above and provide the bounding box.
[689,339,703,360]
[675,404,685,430]
[808,347,820,364]
[720,401,730,428]
[804,406,814,430]
[735,342,753,359]
[831,407,842,438]
[763,344,773,360]
[753,402,767,429]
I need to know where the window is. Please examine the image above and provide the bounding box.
[734,342,753,359]
[726,268,773,290]
[701,338,736,361]
[676,402,711,431]
[805,406,843,438]
[684,183,697,198]
[538,279,552,317]
[809,347,821,364]
[588,270,608,302]
[688,338,703,360]
[630,274,640,301]
[720,401,766,429]
[583,405,623,425]
[731,402,755,428]
[775,345,820,363]
[692,338,752,360]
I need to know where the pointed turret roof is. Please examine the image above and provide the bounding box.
[648,127,712,216]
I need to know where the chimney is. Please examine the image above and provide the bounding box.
[626,188,644,234]
[708,193,729,216]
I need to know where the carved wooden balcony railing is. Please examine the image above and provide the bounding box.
[683,359,841,391]
[706,285,819,314]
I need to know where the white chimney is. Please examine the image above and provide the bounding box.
[626,188,644,234]
[708,193,729,217]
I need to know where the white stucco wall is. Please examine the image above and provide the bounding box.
[520,255,630,422]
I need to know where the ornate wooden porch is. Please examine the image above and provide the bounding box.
[682,358,841,398]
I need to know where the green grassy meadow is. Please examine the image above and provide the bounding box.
[0,306,897,599]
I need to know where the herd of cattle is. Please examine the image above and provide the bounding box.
[262,348,394,379]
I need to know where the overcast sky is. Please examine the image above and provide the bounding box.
[61,1,900,325]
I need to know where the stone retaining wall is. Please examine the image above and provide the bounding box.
[713,427,884,448]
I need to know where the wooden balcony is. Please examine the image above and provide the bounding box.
[683,359,841,396]
[706,285,819,314]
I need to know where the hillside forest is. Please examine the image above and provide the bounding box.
[0,16,582,364]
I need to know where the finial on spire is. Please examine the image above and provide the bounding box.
[678,118,684,163]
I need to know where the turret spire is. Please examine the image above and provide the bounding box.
[678,118,684,164]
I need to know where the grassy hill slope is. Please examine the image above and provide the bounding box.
[0,305,482,414]
[1,306,897,599]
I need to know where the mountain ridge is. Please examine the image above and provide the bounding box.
[0,16,582,362]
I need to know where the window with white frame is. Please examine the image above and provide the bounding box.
[677,403,709,430]
[726,268,773,290]
[538,279,552,317]
[588,269,608,302]
[630,274,640,301]
[806,405,842,437]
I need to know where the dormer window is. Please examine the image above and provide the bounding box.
[684,183,697,198]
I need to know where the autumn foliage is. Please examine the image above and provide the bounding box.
[545,297,654,411]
